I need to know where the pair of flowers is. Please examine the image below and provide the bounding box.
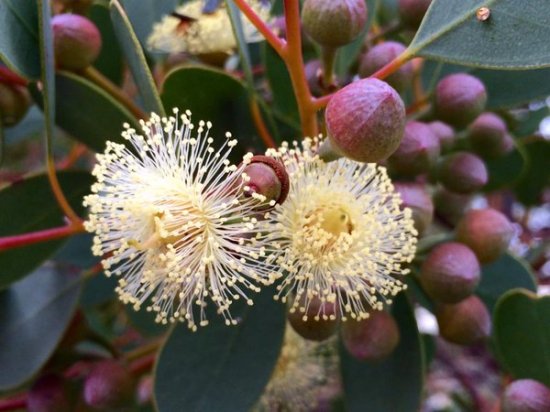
[84,109,417,331]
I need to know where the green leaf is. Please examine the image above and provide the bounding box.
[0,264,82,391]
[483,146,527,191]
[409,0,550,69]
[513,107,549,138]
[110,0,165,116]
[0,0,40,79]
[154,290,286,412]
[493,290,550,385]
[340,293,424,412]
[120,0,178,47]
[126,305,167,337]
[515,139,550,205]
[0,172,93,289]
[29,71,138,152]
[37,0,55,150]
[476,253,537,313]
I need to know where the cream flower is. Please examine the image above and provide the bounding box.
[147,0,270,55]
[83,109,277,330]
[258,138,418,321]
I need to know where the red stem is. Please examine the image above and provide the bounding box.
[0,67,28,87]
[129,354,156,376]
[371,51,412,81]
[0,396,26,412]
[0,224,84,251]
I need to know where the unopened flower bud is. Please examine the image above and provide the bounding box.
[0,83,31,127]
[322,78,406,163]
[305,59,324,97]
[420,242,481,304]
[437,151,488,194]
[83,360,135,410]
[388,121,440,176]
[52,14,102,70]
[243,155,290,205]
[456,208,514,264]
[435,73,487,128]
[398,0,432,28]
[359,41,413,92]
[436,295,491,345]
[288,296,338,342]
[502,379,550,412]
[469,112,513,158]
[433,188,472,226]
[429,121,455,152]
[341,310,399,361]
[302,0,368,48]
[27,374,72,412]
[394,182,434,234]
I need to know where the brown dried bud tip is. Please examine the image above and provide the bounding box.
[456,208,514,264]
[243,155,289,205]
[288,296,338,341]
[468,112,514,158]
[502,379,550,412]
[302,0,368,48]
[428,121,455,152]
[0,82,31,127]
[436,295,491,345]
[399,0,432,28]
[83,360,135,410]
[388,120,440,176]
[341,310,400,361]
[420,242,481,304]
[52,14,102,70]
[359,41,413,92]
[322,78,406,163]
[434,73,487,128]
[394,182,434,235]
[27,374,72,412]
[437,151,488,194]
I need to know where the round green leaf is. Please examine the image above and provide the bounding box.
[154,290,286,412]
[409,0,550,69]
[484,146,527,191]
[493,290,550,385]
[515,139,550,205]
[476,253,537,313]
[0,171,93,289]
[339,293,424,412]
[0,0,40,79]
[0,264,82,391]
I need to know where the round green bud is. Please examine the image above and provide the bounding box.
[398,0,432,28]
[323,78,405,163]
[52,14,102,70]
[341,310,399,361]
[0,83,31,127]
[469,112,513,158]
[437,151,488,194]
[456,208,514,264]
[358,41,413,92]
[27,374,72,412]
[433,188,472,226]
[288,296,338,342]
[394,182,434,234]
[388,121,440,176]
[502,379,550,412]
[429,121,455,152]
[83,360,135,410]
[420,242,481,304]
[243,155,290,205]
[435,73,487,128]
[302,0,368,48]
[436,295,491,345]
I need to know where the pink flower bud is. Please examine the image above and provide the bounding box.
[394,182,434,234]
[437,151,488,194]
[243,155,290,205]
[0,82,31,127]
[469,112,514,158]
[436,295,491,345]
[288,296,338,342]
[27,374,72,412]
[428,121,455,152]
[359,41,413,92]
[502,379,550,412]
[398,0,432,28]
[83,360,135,410]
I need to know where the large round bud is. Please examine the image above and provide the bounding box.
[468,112,513,158]
[429,121,455,152]
[302,0,368,48]
[433,188,472,226]
[436,295,491,345]
[0,83,31,126]
[434,73,487,128]
[437,151,488,194]
[388,121,440,176]
[243,155,290,206]
[359,41,413,92]
[420,242,481,303]
[323,78,406,163]
[502,379,550,412]
[83,360,135,410]
[52,14,102,70]
[394,182,434,234]
[288,296,338,341]
[27,374,72,412]
[341,310,399,361]
[456,208,514,263]
[398,0,432,28]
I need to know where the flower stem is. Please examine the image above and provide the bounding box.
[0,396,26,412]
[81,67,147,120]
[370,50,413,81]
[249,97,276,148]
[320,46,336,90]
[125,339,163,363]
[46,160,83,225]
[129,354,156,375]
[0,224,85,251]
